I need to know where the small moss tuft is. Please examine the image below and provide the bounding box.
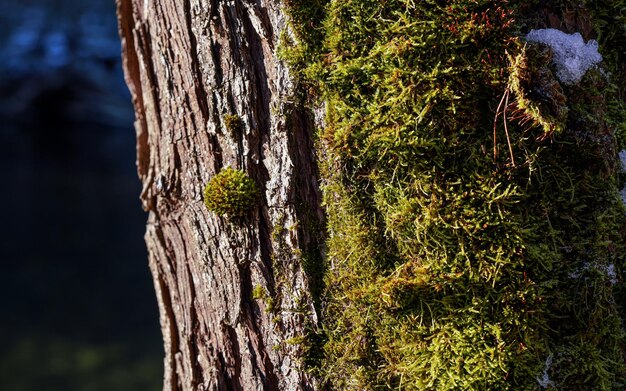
[224,114,243,136]
[252,285,265,300]
[285,336,306,346]
[251,284,276,312]
[203,167,259,218]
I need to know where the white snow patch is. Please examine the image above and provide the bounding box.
[569,262,618,285]
[605,263,618,285]
[537,353,555,389]
[525,28,602,85]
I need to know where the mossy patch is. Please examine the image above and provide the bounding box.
[281,0,626,389]
[203,167,259,218]
[223,114,242,138]
[252,284,275,312]
[508,43,568,137]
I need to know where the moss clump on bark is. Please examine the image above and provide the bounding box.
[282,0,626,389]
[223,114,243,137]
[252,284,276,312]
[203,167,258,218]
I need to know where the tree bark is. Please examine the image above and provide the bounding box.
[116,0,323,389]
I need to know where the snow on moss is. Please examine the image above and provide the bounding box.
[606,263,618,285]
[525,28,602,85]
[536,354,555,389]
[569,262,618,285]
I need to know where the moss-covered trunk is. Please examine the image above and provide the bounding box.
[283,0,626,389]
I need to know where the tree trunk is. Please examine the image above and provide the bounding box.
[116,0,323,389]
[118,0,626,389]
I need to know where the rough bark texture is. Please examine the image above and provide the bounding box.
[117,0,322,389]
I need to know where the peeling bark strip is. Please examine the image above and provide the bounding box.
[117,0,323,389]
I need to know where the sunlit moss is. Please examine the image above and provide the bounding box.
[203,167,258,218]
[252,284,275,312]
[508,44,568,136]
[281,0,626,389]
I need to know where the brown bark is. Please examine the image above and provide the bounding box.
[116,0,323,389]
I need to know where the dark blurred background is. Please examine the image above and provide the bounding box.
[0,0,162,389]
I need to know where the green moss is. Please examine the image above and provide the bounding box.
[282,0,626,389]
[586,2,626,151]
[203,167,259,218]
[508,44,568,136]
[223,114,242,137]
[252,285,265,300]
[285,336,306,346]
[251,284,275,312]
